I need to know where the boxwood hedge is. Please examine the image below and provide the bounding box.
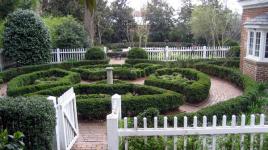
[71,64,145,81]
[133,63,164,76]
[7,68,81,96]
[0,96,55,150]
[0,60,108,83]
[31,82,184,119]
[169,63,259,125]
[145,68,211,103]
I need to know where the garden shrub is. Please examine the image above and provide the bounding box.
[72,65,145,81]
[170,64,259,126]
[126,59,164,65]
[0,60,108,83]
[145,68,211,103]
[134,63,165,76]
[227,46,240,58]
[54,17,89,48]
[3,10,51,66]
[31,83,184,119]
[127,48,148,59]
[0,130,25,150]
[0,96,56,149]
[85,47,105,60]
[7,68,80,96]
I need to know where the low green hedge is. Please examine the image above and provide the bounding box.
[0,60,108,83]
[31,83,184,119]
[71,65,145,81]
[145,68,211,103]
[169,63,259,125]
[0,96,56,150]
[125,59,165,65]
[7,68,81,96]
[133,63,164,76]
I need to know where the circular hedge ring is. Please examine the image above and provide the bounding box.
[71,64,145,81]
[7,68,81,96]
[145,68,211,103]
[30,82,184,119]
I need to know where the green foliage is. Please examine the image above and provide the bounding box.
[7,68,81,96]
[133,63,164,76]
[72,65,144,81]
[170,64,259,126]
[3,10,51,66]
[0,96,56,149]
[54,17,89,48]
[145,68,211,103]
[0,21,4,48]
[32,83,184,119]
[0,130,24,150]
[127,48,148,59]
[85,47,105,60]
[0,60,108,83]
[227,46,240,58]
[126,59,164,65]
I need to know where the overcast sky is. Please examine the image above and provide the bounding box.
[107,0,242,14]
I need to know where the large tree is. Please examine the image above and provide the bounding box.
[146,0,174,42]
[110,0,135,43]
[94,0,112,44]
[190,5,241,46]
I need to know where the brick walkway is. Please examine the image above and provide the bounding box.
[0,83,7,97]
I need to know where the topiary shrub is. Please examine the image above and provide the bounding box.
[127,48,148,59]
[3,10,51,66]
[85,47,105,60]
[227,46,240,58]
[54,16,89,48]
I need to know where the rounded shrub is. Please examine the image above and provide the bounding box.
[85,47,105,60]
[127,47,148,59]
[227,46,240,58]
[3,10,51,66]
[54,17,89,48]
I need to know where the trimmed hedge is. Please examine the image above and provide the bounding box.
[0,96,56,149]
[133,63,164,76]
[31,83,184,119]
[169,63,259,125]
[0,60,109,83]
[127,48,148,59]
[145,68,211,103]
[7,68,81,96]
[71,65,145,81]
[85,47,105,60]
[125,59,164,65]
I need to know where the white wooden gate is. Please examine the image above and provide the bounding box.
[48,87,79,150]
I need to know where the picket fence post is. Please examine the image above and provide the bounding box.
[47,96,60,150]
[203,46,207,59]
[165,46,169,61]
[107,94,121,150]
[56,48,61,63]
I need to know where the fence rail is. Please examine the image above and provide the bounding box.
[107,94,268,150]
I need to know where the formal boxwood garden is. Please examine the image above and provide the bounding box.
[71,64,145,81]
[7,68,81,96]
[145,68,211,103]
[29,82,184,119]
[133,63,164,76]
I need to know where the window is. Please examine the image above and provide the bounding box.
[255,32,261,57]
[264,33,268,58]
[249,32,254,55]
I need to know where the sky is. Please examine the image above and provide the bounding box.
[107,0,243,14]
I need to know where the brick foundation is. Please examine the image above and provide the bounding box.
[243,58,268,82]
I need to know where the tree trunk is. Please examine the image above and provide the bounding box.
[84,5,95,46]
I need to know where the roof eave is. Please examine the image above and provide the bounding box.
[239,0,268,9]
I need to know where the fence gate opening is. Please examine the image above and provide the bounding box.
[48,87,79,150]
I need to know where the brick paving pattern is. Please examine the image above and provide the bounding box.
[0,83,7,97]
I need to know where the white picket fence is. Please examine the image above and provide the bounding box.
[107,94,268,150]
[145,46,230,61]
[47,87,79,150]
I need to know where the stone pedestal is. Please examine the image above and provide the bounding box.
[106,67,113,84]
